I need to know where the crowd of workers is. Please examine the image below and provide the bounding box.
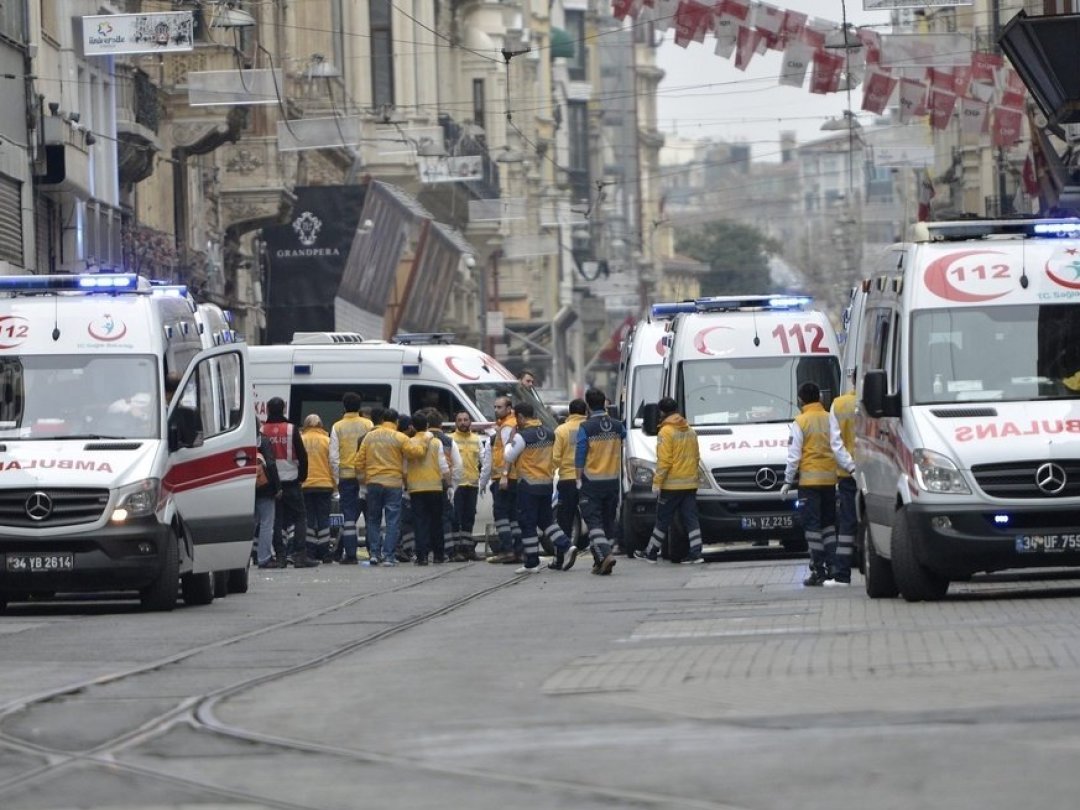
[252,374,858,586]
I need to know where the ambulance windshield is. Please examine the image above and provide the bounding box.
[0,355,160,439]
[678,356,840,426]
[912,304,1080,404]
[460,382,558,429]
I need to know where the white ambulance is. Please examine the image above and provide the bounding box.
[248,333,560,540]
[0,274,256,610]
[615,315,669,554]
[645,296,841,557]
[857,219,1080,601]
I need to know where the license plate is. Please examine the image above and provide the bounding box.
[1015,534,1080,553]
[6,553,74,572]
[741,515,794,530]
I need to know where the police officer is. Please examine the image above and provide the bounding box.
[575,388,626,576]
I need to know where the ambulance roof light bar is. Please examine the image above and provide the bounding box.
[148,284,190,298]
[651,295,812,318]
[0,273,141,293]
[392,332,457,345]
[910,218,1080,242]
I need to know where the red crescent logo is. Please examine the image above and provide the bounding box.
[0,315,28,349]
[923,250,1010,302]
[445,356,480,381]
[1046,260,1080,290]
[654,338,667,357]
[693,326,732,356]
[87,317,128,342]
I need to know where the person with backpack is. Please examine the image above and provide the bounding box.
[254,422,283,568]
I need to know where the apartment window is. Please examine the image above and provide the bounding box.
[0,0,24,42]
[565,10,587,81]
[472,79,486,133]
[370,0,395,110]
[40,0,57,41]
[567,100,590,203]
[330,0,345,75]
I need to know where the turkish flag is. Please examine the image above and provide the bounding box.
[861,70,897,114]
[858,28,881,67]
[992,106,1024,147]
[611,0,636,20]
[927,67,954,92]
[952,66,973,98]
[929,89,957,130]
[673,1,710,47]
[717,0,748,20]
[1022,152,1039,198]
[809,48,844,94]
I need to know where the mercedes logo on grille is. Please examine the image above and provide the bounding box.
[25,491,53,521]
[755,467,779,490]
[1035,462,1068,496]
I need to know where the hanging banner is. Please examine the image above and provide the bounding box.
[992,106,1024,148]
[418,155,484,184]
[82,12,193,56]
[880,33,972,68]
[929,89,957,130]
[898,78,929,123]
[864,1,971,8]
[734,26,762,71]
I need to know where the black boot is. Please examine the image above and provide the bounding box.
[802,566,827,587]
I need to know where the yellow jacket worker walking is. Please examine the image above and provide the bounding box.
[634,397,704,565]
[782,382,848,587]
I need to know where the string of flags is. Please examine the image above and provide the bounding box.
[613,0,1028,148]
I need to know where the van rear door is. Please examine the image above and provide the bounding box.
[165,344,255,571]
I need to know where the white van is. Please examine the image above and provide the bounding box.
[616,316,668,554]
[0,274,256,610]
[645,296,841,557]
[857,219,1080,601]
[248,332,559,539]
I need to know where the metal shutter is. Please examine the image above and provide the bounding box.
[0,176,23,266]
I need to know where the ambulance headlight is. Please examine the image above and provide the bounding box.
[912,450,970,495]
[697,465,713,489]
[111,478,161,522]
[628,458,655,486]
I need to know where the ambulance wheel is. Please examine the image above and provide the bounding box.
[227,564,250,594]
[140,529,179,611]
[864,528,898,599]
[212,571,229,599]
[891,507,948,602]
[181,571,214,606]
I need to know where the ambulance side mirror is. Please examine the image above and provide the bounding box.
[642,403,660,436]
[861,370,900,419]
[168,406,204,452]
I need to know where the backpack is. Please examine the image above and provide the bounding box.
[255,452,269,488]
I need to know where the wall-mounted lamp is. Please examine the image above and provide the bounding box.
[84,132,96,146]
[463,255,476,268]
[67,112,80,124]
[47,101,59,116]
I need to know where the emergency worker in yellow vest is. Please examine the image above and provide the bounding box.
[575,388,626,576]
[300,414,335,563]
[552,398,587,546]
[634,397,704,565]
[329,392,373,564]
[502,401,575,573]
[450,409,491,561]
[827,382,857,586]
[352,407,408,566]
[781,382,846,587]
[487,396,523,564]
[421,407,462,562]
[403,411,451,565]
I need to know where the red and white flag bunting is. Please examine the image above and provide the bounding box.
[607,0,1030,141]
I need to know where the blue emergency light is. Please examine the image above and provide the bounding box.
[149,284,189,298]
[0,273,138,292]
[650,301,699,318]
[1032,222,1080,237]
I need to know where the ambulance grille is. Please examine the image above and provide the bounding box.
[0,488,110,528]
[712,465,786,492]
[971,461,1080,499]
